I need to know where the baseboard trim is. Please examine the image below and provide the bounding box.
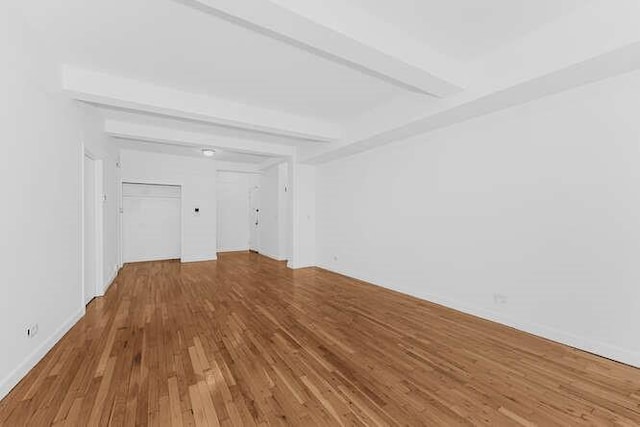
[100,266,121,296]
[420,290,640,369]
[287,260,315,270]
[257,251,287,262]
[125,255,182,263]
[0,307,85,400]
[217,249,250,254]
[181,255,217,263]
[318,264,640,369]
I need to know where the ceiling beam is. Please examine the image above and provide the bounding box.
[216,161,262,174]
[64,66,341,142]
[175,0,463,97]
[104,120,295,158]
[302,41,640,164]
[258,157,287,171]
[301,1,640,164]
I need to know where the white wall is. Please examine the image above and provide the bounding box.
[279,164,290,260]
[121,150,217,263]
[249,183,260,251]
[289,164,317,269]
[83,155,97,303]
[317,69,640,367]
[216,172,259,252]
[81,108,121,291]
[0,3,118,399]
[259,163,289,260]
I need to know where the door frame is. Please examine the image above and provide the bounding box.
[248,185,260,252]
[81,147,104,307]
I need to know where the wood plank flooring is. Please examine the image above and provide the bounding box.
[1,252,640,426]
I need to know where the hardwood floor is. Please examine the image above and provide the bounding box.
[1,252,640,426]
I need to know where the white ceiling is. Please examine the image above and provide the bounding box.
[317,0,586,61]
[99,109,323,148]
[16,0,639,164]
[20,0,410,123]
[116,138,275,164]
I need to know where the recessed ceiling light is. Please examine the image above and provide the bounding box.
[202,149,215,157]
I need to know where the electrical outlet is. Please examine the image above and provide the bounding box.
[26,324,39,338]
[493,294,507,305]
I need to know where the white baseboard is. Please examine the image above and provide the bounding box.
[0,308,85,400]
[257,251,287,262]
[419,290,640,368]
[319,263,640,369]
[99,265,120,296]
[124,255,181,263]
[217,247,250,253]
[287,260,315,269]
[181,255,217,263]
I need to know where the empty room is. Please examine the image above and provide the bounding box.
[2,0,640,425]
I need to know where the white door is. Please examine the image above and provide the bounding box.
[122,183,181,263]
[249,185,260,251]
[83,155,97,304]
